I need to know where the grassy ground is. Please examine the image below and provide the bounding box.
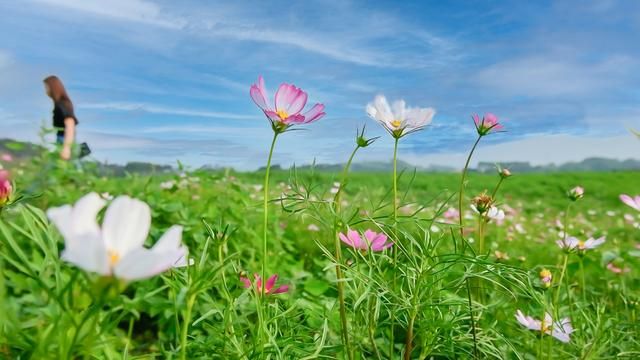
[0,153,638,359]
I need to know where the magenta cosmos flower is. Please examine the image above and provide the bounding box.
[0,170,12,206]
[515,310,573,343]
[240,273,289,295]
[339,229,393,252]
[620,194,640,211]
[250,75,325,132]
[473,113,502,136]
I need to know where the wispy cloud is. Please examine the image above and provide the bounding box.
[475,55,636,98]
[32,0,184,28]
[80,102,255,120]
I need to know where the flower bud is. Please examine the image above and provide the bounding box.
[499,168,512,179]
[539,268,552,288]
[568,186,584,201]
[0,170,12,207]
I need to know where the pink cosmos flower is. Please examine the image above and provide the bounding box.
[0,170,12,206]
[606,262,630,274]
[473,113,502,136]
[240,273,289,295]
[250,75,325,130]
[556,236,605,252]
[1,153,12,162]
[515,310,573,343]
[620,194,640,211]
[443,208,460,223]
[339,229,393,252]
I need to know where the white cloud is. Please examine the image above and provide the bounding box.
[79,102,255,120]
[475,55,635,98]
[32,0,184,28]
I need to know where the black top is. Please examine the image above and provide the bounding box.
[52,101,78,135]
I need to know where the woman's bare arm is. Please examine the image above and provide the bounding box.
[61,117,76,160]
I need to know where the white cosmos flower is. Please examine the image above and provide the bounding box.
[366,95,435,138]
[486,206,505,221]
[556,236,605,252]
[515,310,573,343]
[47,192,188,281]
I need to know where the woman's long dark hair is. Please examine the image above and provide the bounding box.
[44,75,74,113]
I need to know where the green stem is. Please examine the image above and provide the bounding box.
[180,294,196,360]
[403,311,417,360]
[390,137,399,358]
[490,177,504,199]
[262,131,279,291]
[458,135,482,240]
[333,145,360,360]
[579,257,586,303]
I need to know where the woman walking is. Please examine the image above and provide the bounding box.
[44,75,77,160]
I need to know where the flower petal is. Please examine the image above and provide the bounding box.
[265,274,278,293]
[102,196,151,256]
[114,248,178,281]
[286,89,308,115]
[302,103,325,123]
[250,76,270,111]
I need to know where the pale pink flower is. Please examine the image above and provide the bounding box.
[1,153,12,162]
[250,75,325,130]
[606,262,630,274]
[620,194,640,211]
[568,186,584,201]
[515,310,573,343]
[0,170,12,206]
[443,208,460,222]
[556,236,605,252]
[339,229,393,252]
[473,113,502,136]
[240,273,289,295]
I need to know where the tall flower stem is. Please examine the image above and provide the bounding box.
[553,203,572,316]
[490,177,505,199]
[579,256,586,302]
[262,131,279,290]
[457,135,482,360]
[258,130,279,351]
[458,135,482,240]
[333,145,360,360]
[390,136,400,358]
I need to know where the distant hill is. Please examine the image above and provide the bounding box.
[476,158,640,173]
[0,138,172,176]
[2,138,639,174]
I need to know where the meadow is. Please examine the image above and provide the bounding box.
[0,84,639,359]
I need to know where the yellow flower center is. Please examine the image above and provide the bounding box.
[391,119,402,128]
[578,241,585,250]
[276,109,289,120]
[108,250,120,267]
[540,269,551,278]
[540,320,550,333]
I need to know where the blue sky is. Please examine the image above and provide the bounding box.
[0,0,639,169]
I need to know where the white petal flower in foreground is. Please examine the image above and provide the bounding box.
[47,192,189,281]
[366,94,435,138]
[515,310,573,343]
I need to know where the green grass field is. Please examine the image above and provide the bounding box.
[0,151,638,359]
